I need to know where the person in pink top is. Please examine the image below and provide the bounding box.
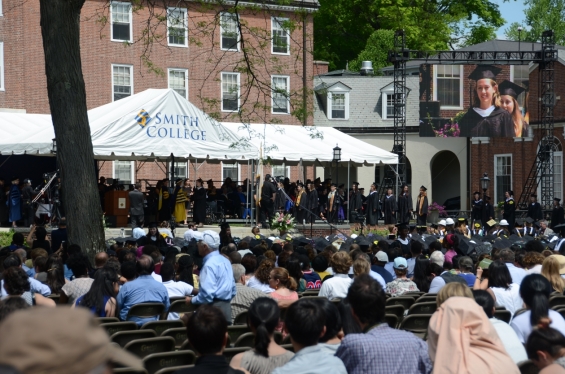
[443,234,460,265]
[268,268,299,336]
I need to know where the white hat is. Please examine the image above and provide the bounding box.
[376,251,389,262]
[191,231,204,242]
[446,218,455,225]
[351,234,358,239]
[132,227,145,240]
[201,230,220,250]
[438,219,447,226]
[499,219,509,226]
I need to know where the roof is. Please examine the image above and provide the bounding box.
[318,69,362,77]
[314,81,352,91]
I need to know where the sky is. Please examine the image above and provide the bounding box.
[494,0,527,39]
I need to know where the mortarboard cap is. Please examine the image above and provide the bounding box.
[555,198,561,202]
[219,222,230,230]
[473,191,481,195]
[525,217,534,224]
[515,218,524,226]
[420,186,427,191]
[487,219,497,227]
[468,65,502,81]
[352,182,359,186]
[474,221,482,228]
[498,80,526,100]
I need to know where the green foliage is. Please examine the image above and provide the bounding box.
[504,0,565,45]
[314,0,506,71]
[349,29,394,73]
[0,231,14,248]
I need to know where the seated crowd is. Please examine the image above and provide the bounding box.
[4,224,565,374]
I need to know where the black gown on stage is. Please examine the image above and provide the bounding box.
[551,206,565,229]
[415,194,428,225]
[397,193,413,224]
[459,107,515,138]
[366,192,379,226]
[527,202,543,221]
[382,195,397,225]
[191,187,207,224]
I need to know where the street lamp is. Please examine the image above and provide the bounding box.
[518,26,523,52]
[333,144,341,188]
[480,172,490,224]
[51,138,57,154]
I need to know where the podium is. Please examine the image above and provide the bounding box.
[105,190,130,227]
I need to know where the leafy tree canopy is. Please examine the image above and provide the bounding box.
[505,0,565,45]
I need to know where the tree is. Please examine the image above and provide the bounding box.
[314,0,507,71]
[504,0,565,44]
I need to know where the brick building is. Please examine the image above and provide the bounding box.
[0,0,318,186]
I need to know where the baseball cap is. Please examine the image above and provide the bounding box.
[438,219,447,226]
[201,230,220,250]
[430,251,445,267]
[376,251,389,262]
[445,218,455,225]
[393,257,408,269]
[0,307,143,374]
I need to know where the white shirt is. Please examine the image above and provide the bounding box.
[246,275,274,293]
[506,263,527,285]
[151,272,162,283]
[526,264,543,275]
[428,271,448,293]
[318,274,353,300]
[490,284,523,316]
[158,228,173,238]
[163,280,194,320]
[490,318,528,363]
[511,309,565,343]
[473,105,495,117]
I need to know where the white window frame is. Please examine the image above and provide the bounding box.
[271,75,290,114]
[221,72,240,112]
[221,162,241,182]
[220,12,239,51]
[510,65,529,109]
[272,165,290,178]
[173,161,189,179]
[112,161,135,185]
[0,43,4,91]
[168,68,188,99]
[494,154,512,204]
[433,65,464,110]
[167,7,188,48]
[536,140,563,202]
[381,90,400,121]
[111,64,133,102]
[0,0,3,16]
[110,2,133,43]
[328,92,349,120]
[271,17,290,55]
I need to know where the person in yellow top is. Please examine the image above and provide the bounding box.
[173,178,188,225]
[156,178,172,222]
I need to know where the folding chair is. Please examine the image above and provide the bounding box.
[127,303,166,321]
[493,309,512,324]
[100,322,138,336]
[141,320,184,336]
[124,337,176,359]
[385,296,415,311]
[408,302,437,315]
[416,295,437,303]
[167,299,198,319]
[302,290,320,297]
[111,330,157,348]
[179,339,191,351]
[233,311,249,326]
[549,295,565,310]
[113,368,148,374]
[233,332,255,348]
[385,304,405,319]
[154,366,194,374]
[398,314,432,340]
[142,350,196,374]
[161,327,188,349]
[227,325,250,344]
[96,317,120,324]
[384,314,399,328]
[222,347,251,362]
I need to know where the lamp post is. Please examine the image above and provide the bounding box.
[333,144,341,188]
[481,172,490,224]
[518,26,523,52]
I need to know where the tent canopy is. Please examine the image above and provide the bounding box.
[0,89,257,161]
[223,122,398,165]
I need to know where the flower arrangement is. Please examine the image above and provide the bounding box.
[434,122,460,137]
[270,212,296,233]
[497,201,505,209]
[428,202,448,217]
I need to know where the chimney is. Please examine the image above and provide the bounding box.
[360,61,374,76]
[313,60,329,76]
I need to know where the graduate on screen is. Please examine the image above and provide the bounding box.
[459,65,514,138]
[498,80,529,138]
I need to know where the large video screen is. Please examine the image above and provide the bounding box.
[419,64,530,138]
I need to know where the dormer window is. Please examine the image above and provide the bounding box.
[381,82,410,120]
[315,81,351,120]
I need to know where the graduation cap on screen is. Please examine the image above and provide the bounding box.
[498,80,526,100]
[468,65,502,81]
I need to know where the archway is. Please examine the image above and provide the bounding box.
[431,151,460,210]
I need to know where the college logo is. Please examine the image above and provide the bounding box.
[135,109,152,128]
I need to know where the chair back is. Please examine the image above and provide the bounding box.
[549,295,565,310]
[227,325,250,344]
[96,317,120,324]
[222,347,251,362]
[154,366,195,374]
[233,311,249,326]
[384,314,399,328]
[127,303,166,320]
[161,327,188,348]
[142,350,196,374]
[398,314,432,333]
[493,309,512,323]
[124,337,176,358]
[113,368,148,374]
[141,320,184,336]
[385,304,405,319]
[408,302,437,315]
[385,296,415,310]
[233,332,255,348]
[168,300,198,315]
[100,322,138,336]
[111,330,157,348]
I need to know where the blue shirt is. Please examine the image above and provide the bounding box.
[407,258,416,278]
[116,275,170,325]
[272,345,347,374]
[371,265,393,284]
[1,277,51,297]
[191,251,236,304]
[458,272,476,287]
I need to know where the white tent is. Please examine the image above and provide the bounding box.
[223,122,398,165]
[0,89,258,160]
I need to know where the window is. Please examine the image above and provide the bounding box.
[272,165,290,178]
[433,65,463,109]
[0,0,3,16]
[382,92,402,120]
[167,8,187,47]
[221,72,239,112]
[271,17,290,54]
[272,75,289,114]
[495,155,512,203]
[0,43,4,91]
[174,161,188,178]
[113,161,134,185]
[168,69,188,99]
[511,65,529,108]
[110,2,132,42]
[331,93,346,119]
[222,163,239,181]
[112,64,133,101]
[220,12,239,51]
[317,82,351,120]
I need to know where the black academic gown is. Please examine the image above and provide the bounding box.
[459,107,515,138]
[551,206,565,229]
[307,189,319,223]
[383,195,397,225]
[349,191,363,217]
[503,198,516,231]
[275,188,286,212]
[397,193,413,224]
[415,194,428,225]
[191,187,207,224]
[294,190,308,223]
[527,202,543,221]
[472,199,483,221]
[366,192,379,225]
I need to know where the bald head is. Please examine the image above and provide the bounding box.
[94,252,108,268]
[136,255,154,276]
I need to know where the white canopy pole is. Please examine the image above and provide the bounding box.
[347,161,350,223]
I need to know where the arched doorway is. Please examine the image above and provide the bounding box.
[431,151,460,210]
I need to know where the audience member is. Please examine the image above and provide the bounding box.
[412,256,430,293]
[385,257,419,296]
[248,259,275,293]
[336,274,432,374]
[94,252,108,270]
[0,297,30,323]
[523,251,545,275]
[230,298,294,374]
[314,298,343,354]
[161,262,196,320]
[75,266,119,318]
[273,298,347,374]
[500,248,527,285]
[427,297,519,374]
[541,255,565,293]
[526,327,565,373]
[45,255,67,294]
[1,267,55,307]
[312,255,330,282]
[436,282,473,307]
[473,289,528,364]
[116,255,170,325]
[60,253,94,305]
[268,268,298,304]
[457,256,476,287]
[372,251,393,284]
[318,251,352,300]
[1,254,51,297]
[178,305,246,374]
[487,260,523,316]
[231,264,267,323]
[337,299,362,335]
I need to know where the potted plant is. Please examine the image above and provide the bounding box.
[270,212,296,237]
[427,202,447,223]
[496,201,505,220]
